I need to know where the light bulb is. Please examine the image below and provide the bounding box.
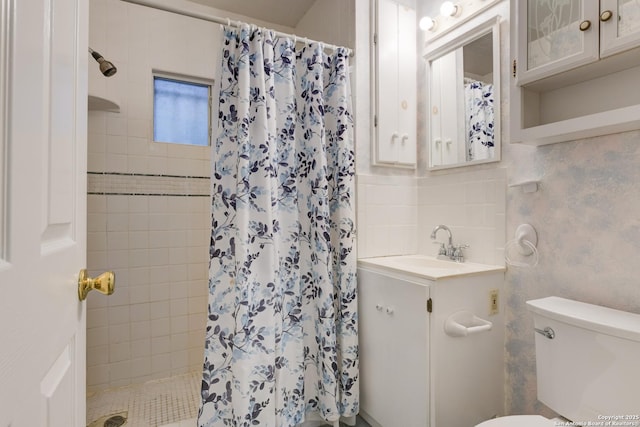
[419,16,437,31]
[440,1,460,17]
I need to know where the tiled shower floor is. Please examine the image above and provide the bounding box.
[87,371,370,427]
[86,372,200,427]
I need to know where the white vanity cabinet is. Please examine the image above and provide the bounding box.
[373,0,416,167]
[358,268,429,427]
[511,0,640,145]
[357,257,505,427]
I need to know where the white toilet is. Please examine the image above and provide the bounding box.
[477,296,640,427]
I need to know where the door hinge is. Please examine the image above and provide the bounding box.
[373,33,378,45]
[512,59,517,78]
[427,298,433,313]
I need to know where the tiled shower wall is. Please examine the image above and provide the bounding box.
[86,188,209,391]
[86,0,219,392]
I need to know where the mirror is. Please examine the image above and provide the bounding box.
[426,16,501,170]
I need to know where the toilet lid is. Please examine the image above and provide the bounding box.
[476,415,556,427]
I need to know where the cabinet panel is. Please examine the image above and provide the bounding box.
[358,268,429,427]
[376,0,400,165]
[516,0,599,85]
[396,4,417,166]
[373,0,416,167]
[429,49,463,166]
[600,0,640,57]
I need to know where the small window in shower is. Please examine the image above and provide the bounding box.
[153,74,211,146]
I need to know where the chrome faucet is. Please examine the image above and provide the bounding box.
[430,224,468,262]
[430,224,453,247]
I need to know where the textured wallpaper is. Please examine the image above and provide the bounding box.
[504,129,640,414]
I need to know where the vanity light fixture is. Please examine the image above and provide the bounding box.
[419,16,437,31]
[440,1,461,17]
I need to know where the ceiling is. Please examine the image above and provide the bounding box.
[186,0,318,28]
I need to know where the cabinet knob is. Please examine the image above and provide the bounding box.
[391,132,399,143]
[376,304,383,311]
[401,134,409,144]
[579,20,591,31]
[386,306,394,315]
[600,10,613,22]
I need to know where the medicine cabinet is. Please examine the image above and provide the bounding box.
[425,15,501,170]
[511,0,640,145]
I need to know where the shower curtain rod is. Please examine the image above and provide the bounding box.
[120,0,353,56]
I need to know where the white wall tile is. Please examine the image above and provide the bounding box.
[151,353,171,376]
[152,335,171,354]
[150,301,171,320]
[151,318,171,338]
[130,356,152,378]
[110,341,131,363]
[87,326,109,348]
[108,305,131,325]
[131,339,151,358]
[129,302,149,321]
[87,345,109,367]
[87,365,109,388]
[131,321,151,341]
[109,324,131,344]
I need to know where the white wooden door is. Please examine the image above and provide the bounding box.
[0,0,89,426]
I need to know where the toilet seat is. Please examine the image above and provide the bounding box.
[476,415,556,427]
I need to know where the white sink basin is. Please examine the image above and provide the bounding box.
[357,255,504,280]
[382,255,466,270]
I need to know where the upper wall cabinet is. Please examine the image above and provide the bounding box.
[372,0,416,168]
[511,0,640,145]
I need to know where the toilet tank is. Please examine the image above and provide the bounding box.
[526,297,640,422]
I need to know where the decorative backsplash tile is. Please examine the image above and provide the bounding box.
[87,172,210,197]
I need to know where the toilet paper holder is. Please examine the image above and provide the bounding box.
[444,310,493,337]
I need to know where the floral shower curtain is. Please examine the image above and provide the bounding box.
[465,80,494,161]
[198,25,358,427]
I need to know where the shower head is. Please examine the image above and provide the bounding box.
[89,48,117,77]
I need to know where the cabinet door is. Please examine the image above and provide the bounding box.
[430,49,463,166]
[396,4,417,166]
[358,269,429,427]
[374,0,416,167]
[600,0,640,58]
[515,0,599,85]
[384,279,428,427]
[375,0,400,165]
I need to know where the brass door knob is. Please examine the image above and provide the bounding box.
[78,269,115,301]
[600,10,613,22]
[579,20,592,31]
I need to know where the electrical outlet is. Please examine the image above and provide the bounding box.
[489,289,499,315]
